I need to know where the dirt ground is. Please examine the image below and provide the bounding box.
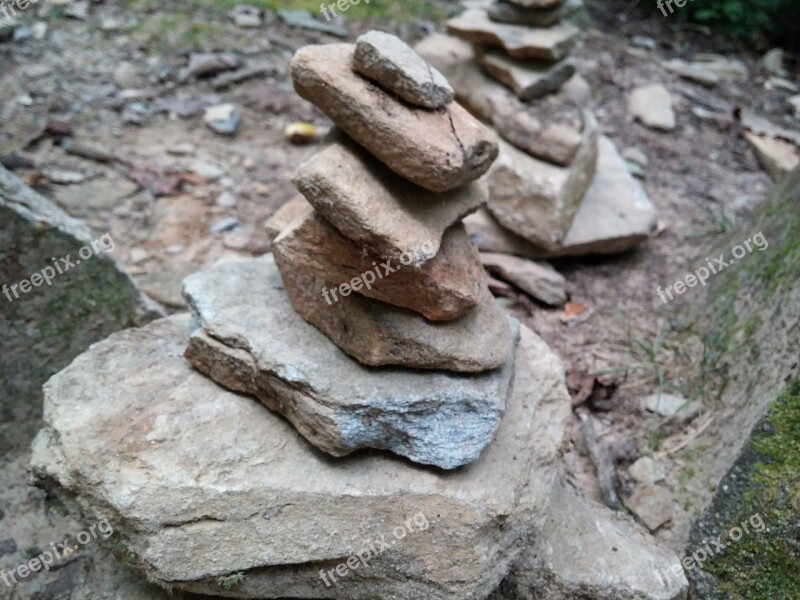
[0,0,797,597]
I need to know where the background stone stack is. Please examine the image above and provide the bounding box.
[416,1,658,260]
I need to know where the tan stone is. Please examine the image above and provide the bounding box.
[477,46,576,101]
[273,203,486,321]
[488,0,583,27]
[743,131,800,181]
[265,194,308,241]
[291,43,498,192]
[447,9,579,61]
[275,253,515,372]
[480,252,566,306]
[293,135,486,264]
[487,111,599,249]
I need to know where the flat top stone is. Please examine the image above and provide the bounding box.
[354,30,454,109]
[31,311,568,597]
[477,46,575,101]
[293,134,486,263]
[488,0,583,27]
[628,83,676,131]
[447,9,579,61]
[292,43,498,192]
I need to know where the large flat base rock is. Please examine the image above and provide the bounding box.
[184,255,516,467]
[31,313,570,600]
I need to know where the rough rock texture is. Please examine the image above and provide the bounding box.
[353,30,454,109]
[447,9,579,61]
[265,194,309,241]
[743,131,800,181]
[31,313,570,600]
[628,84,676,131]
[488,0,583,27]
[0,166,161,454]
[292,43,498,192]
[536,136,657,257]
[480,252,567,306]
[293,135,486,264]
[273,202,486,321]
[487,112,599,250]
[183,258,513,467]
[500,482,689,600]
[416,34,584,165]
[477,47,576,101]
[272,254,515,372]
[465,208,546,259]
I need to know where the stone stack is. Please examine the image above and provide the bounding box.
[416,1,658,259]
[30,33,687,600]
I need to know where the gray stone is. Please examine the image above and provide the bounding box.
[488,0,583,26]
[487,111,599,250]
[293,135,486,264]
[480,252,567,306]
[292,43,498,192]
[32,312,569,599]
[643,393,703,422]
[185,259,513,468]
[629,456,668,485]
[663,59,720,87]
[278,8,348,37]
[353,30,454,109]
[0,166,160,454]
[477,46,576,101]
[465,207,546,259]
[204,103,241,135]
[447,9,579,61]
[623,484,674,533]
[537,136,657,257]
[273,203,486,321]
[503,481,688,599]
[628,84,676,131]
[273,254,516,372]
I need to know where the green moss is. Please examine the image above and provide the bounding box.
[699,380,800,598]
[202,0,448,22]
[216,571,246,590]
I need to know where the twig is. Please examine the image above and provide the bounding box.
[578,408,623,511]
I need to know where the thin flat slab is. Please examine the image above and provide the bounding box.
[464,207,546,259]
[446,9,579,61]
[273,202,486,321]
[487,111,599,250]
[477,46,575,101]
[292,43,498,192]
[293,134,486,263]
[31,313,568,599]
[182,257,516,468]
[488,0,583,26]
[353,30,454,109]
[480,252,567,306]
[275,254,516,373]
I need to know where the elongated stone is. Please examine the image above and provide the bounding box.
[477,46,575,101]
[488,0,582,26]
[272,201,486,321]
[291,43,498,192]
[447,9,579,61]
[293,135,486,264]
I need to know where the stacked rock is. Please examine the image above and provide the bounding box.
[416,1,658,259]
[188,30,519,471]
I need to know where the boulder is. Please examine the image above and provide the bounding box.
[477,47,576,101]
[447,9,579,61]
[480,252,567,306]
[31,313,570,600]
[487,112,599,250]
[537,136,657,257]
[0,166,160,454]
[291,43,498,192]
[488,0,583,26]
[272,254,516,372]
[293,135,486,264]
[273,203,486,321]
[353,30,454,109]
[500,481,689,599]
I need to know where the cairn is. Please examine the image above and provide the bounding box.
[417,1,658,258]
[30,32,687,600]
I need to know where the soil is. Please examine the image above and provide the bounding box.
[0,0,797,597]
